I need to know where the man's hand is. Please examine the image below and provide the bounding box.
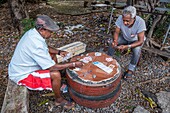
[59,50,69,57]
[74,61,83,68]
[117,45,128,51]
[112,40,118,48]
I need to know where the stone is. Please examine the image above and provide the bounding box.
[133,105,150,113]
[156,91,170,113]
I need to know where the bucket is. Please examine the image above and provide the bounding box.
[66,52,121,108]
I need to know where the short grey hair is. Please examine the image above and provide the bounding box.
[122,6,136,18]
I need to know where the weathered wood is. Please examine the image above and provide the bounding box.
[1,79,29,113]
[138,76,170,85]
[8,0,29,34]
[142,46,170,59]
[147,15,162,39]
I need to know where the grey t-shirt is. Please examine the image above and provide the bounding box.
[115,15,147,41]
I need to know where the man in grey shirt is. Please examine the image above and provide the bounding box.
[108,6,146,80]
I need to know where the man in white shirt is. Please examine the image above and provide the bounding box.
[108,6,146,80]
[8,15,83,109]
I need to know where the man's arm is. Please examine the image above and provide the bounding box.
[48,46,68,57]
[48,46,59,54]
[117,31,145,50]
[129,31,145,48]
[49,61,83,71]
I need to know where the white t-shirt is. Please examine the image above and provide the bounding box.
[115,15,147,41]
[8,28,55,83]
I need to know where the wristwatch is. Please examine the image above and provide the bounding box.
[58,50,61,55]
[128,45,132,49]
[72,62,76,67]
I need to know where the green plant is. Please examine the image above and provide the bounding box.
[115,50,121,57]
[21,18,35,35]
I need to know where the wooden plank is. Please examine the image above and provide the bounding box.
[113,2,127,6]
[142,46,170,58]
[155,7,170,12]
[134,4,147,9]
[154,0,170,12]
[136,10,170,16]
[159,0,170,3]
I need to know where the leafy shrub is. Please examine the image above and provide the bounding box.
[21,18,35,35]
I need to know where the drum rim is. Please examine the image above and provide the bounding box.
[69,82,121,101]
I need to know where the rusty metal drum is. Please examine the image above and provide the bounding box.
[66,52,122,108]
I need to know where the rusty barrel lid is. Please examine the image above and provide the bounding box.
[67,52,121,87]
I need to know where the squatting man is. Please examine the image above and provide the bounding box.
[107,6,146,80]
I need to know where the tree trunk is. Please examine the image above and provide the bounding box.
[8,0,29,34]
[147,15,162,39]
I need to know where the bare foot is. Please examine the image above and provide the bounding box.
[55,97,75,110]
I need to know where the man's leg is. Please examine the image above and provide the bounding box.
[123,45,142,80]
[50,71,62,101]
[108,45,115,56]
[128,45,142,73]
[50,71,75,108]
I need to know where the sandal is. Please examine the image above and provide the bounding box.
[55,99,68,106]
[63,101,75,110]
[122,71,133,81]
[55,99,75,110]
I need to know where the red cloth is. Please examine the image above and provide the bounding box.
[18,70,52,90]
